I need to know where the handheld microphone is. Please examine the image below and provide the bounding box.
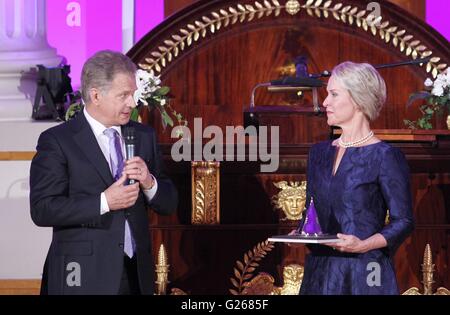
[123,127,136,185]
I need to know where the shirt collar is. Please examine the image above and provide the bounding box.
[84,107,122,137]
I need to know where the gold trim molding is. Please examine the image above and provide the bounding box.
[0,152,36,161]
[139,0,446,78]
[191,161,220,224]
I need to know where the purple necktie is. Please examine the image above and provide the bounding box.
[104,128,136,258]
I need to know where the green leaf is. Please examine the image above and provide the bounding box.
[161,110,174,127]
[130,108,140,122]
[424,108,434,115]
[157,86,170,96]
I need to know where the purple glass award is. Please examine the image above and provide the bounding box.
[268,198,340,244]
[299,197,323,236]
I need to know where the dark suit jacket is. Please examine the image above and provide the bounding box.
[29,112,178,295]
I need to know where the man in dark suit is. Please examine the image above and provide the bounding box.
[30,50,178,295]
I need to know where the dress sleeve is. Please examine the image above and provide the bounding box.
[378,147,414,253]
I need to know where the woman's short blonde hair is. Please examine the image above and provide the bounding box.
[331,61,386,121]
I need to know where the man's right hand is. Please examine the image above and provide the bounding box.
[104,174,140,211]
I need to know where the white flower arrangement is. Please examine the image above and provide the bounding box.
[405,67,450,129]
[133,69,186,133]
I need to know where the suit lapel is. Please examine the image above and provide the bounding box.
[72,112,114,186]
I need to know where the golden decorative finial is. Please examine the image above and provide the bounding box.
[403,243,450,295]
[422,244,434,295]
[155,244,170,295]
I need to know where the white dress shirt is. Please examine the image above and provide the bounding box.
[83,107,158,214]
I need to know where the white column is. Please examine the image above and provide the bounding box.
[0,0,61,121]
[122,0,135,53]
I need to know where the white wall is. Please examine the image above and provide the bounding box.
[0,121,57,279]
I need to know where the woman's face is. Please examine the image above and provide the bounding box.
[323,75,358,127]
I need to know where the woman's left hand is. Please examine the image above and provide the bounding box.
[327,233,368,253]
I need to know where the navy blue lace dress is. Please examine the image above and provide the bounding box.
[299,141,414,295]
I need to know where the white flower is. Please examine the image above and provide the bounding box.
[160,98,166,106]
[432,84,444,97]
[444,67,450,85]
[424,78,433,87]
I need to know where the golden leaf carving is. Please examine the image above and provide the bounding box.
[430,56,441,63]
[409,40,420,47]
[380,21,389,29]
[333,3,343,11]
[403,34,413,42]
[393,36,398,47]
[356,10,366,18]
[406,46,412,56]
[315,8,322,18]
[229,240,275,295]
[341,5,351,14]
[172,34,182,41]
[370,25,377,36]
[139,0,447,85]
[387,26,397,33]
[421,50,432,57]
[432,67,438,78]
[333,11,340,20]
[179,29,188,36]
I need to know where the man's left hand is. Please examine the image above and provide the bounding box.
[123,157,154,190]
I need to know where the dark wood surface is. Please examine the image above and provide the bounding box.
[129,0,450,294]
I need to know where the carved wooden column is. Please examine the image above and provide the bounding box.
[191,161,220,224]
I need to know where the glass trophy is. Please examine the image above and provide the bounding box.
[268,198,341,244]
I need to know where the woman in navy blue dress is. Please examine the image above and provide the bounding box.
[298,61,414,295]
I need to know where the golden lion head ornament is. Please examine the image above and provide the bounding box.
[272,181,307,221]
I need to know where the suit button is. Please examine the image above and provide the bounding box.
[119,243,124,249]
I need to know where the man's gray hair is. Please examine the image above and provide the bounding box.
[81,50,137,104]
[332,61,387,121]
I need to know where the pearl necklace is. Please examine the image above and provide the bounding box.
[338,131,374,148]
